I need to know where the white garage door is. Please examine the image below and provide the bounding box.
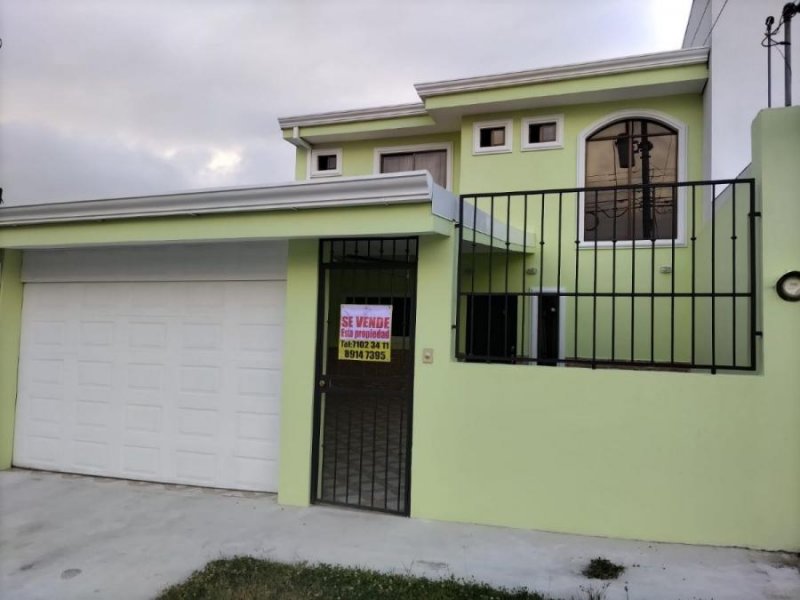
[13,243,286,492]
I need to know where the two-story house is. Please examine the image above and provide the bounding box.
[1,3,798,551]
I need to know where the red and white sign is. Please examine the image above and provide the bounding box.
[338,304,392,362]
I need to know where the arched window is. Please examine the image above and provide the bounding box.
[584,117,678,242]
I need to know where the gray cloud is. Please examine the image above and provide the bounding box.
[0,0,692,205]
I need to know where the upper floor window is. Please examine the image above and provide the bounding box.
[376,144,450,189]
[473,120,512,154]
[522,115,564,150]
[584,117,679,242]
[310,148,342,177]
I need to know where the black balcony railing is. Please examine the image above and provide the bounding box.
[455,179,759,373]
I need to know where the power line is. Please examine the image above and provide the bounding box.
[702,0,730,46]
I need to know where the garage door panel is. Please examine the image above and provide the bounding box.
[14,278,284,492]
[234,457,278,489]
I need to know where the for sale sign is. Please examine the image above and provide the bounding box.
[338,304,392,362]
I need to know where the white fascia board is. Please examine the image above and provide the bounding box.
[278,103,427,128]
[0,172,454,226]
[414,47,709,98]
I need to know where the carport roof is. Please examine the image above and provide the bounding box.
[0,172,454,226]
[0,172,461,249]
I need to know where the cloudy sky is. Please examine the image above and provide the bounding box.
[0,0,693,205]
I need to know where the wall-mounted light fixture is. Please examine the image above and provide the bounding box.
[776,271,800,301]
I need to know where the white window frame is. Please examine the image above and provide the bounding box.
[372,142,454,190]
[521,114,564,151]
[576,109,688,249]
[472,119,513,155]
[310,148,343,177]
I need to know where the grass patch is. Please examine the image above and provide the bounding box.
[157,556,549,600]
[581,557,624,580]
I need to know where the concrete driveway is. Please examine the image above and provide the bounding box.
[1,469,798,600]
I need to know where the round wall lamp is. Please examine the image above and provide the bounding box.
[776,271,800,301]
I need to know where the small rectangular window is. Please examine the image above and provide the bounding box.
[480,127,506,147]
[473,120,512,154]
[521,115,564,151]
[529,123,557,143]
[317,154,337,171]
[310,148,342,177]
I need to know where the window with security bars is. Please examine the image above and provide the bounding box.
[584,118,678,242]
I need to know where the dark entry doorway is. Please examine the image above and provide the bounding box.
[311,238,417,515]
[465,294,518,361]
[536,294,560,366]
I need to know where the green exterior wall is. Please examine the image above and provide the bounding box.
[277,239,319,505]
[0,203,450,249]
[275,107,800,550]
[456,95,705,364]
[425,65,708,111]
[458,94,702,192]
[2,64,797,551]
[295,132,461,194]
[0,250,23,469]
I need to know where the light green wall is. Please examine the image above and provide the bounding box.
[276,108,799,550]
[295,132,461,194]
[425,65,708,111]
[277,239,319,505]
[457,95,705,363]
[0,204,450,249]
[295,115,436,139]
[0,250,23,469]
[459,94,702,193]
[409,107,800,550]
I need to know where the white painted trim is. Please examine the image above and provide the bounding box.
[521,114,564,151]
[0,172,455,226]
[279,102,427,128]
[575,109,689,249]
[528,287,567,365]
[415,47,709,98]
[472,119,513,155]
[310,148,343,178]
[373,142,454,191]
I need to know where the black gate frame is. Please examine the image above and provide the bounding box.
[310,237,418,516]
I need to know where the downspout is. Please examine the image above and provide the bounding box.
[288,126,313,179]
[288,126,312,151]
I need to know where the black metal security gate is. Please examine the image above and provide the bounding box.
[311,238,417,515]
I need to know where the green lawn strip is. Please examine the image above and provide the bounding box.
[157,556,551,600]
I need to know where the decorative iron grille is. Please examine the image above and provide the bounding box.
[455,179,759,373]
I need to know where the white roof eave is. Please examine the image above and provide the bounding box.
[0,172,456,227]
[276,47,709,131]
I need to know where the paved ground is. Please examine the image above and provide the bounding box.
[1,469,798,600]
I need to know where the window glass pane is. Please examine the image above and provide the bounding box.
[381,153,415,174]
[584,118,678,241]
[588,121,627,140]
[380,150,447,188]
[480,127,505,147]
[317,154,337,171]
[413,150,447,188]
[529,123,557,143]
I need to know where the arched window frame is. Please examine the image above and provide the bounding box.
[576,109,688,247]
